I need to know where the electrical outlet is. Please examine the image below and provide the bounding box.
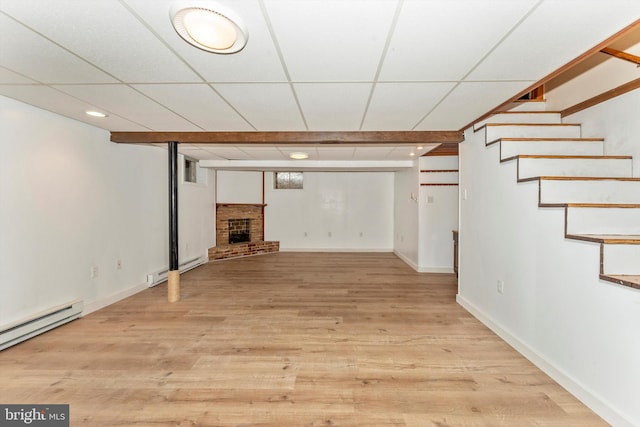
[359,232,363,237]
[115,259,122,270]
[304,232,308,237]
[90,266,99,278]
[427,195,434,204]
[328,231,332,237]
[497,280,504,294]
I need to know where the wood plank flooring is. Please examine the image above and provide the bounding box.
[0,252,607,426]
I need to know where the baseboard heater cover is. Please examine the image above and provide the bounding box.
[146,255,207,287]
[0,299,83,351]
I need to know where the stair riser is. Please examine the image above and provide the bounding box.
[507,102,547,112]
[567,208,640,235]
[486,125,581,142]
[474,113,561,130]
[500,140,604,160]
[602,244,640,275]
[518,158,632,181]
[539,180,640,205]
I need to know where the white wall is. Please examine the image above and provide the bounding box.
[458,125,640,426]
[566,89,640,177]
[179,156,216,261]
[393,161,420,268]
[418,156,459,273]
[0,96,215,325]
[216,170,263,203]
[264,171,393,251]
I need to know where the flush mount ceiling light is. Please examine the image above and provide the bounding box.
[289,152,309,160]
[170,2,248,54]
[85,110,108,118]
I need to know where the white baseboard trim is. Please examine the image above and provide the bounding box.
[417,266,454,273]
[392,251,454,274]
[279,247,393,253]
[393,250,419,271]
[82,282,148,317]
[456,294,634,427]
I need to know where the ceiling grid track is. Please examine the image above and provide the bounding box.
[412,0,545,131]
[358,0,405,131]
[258,0,309,131]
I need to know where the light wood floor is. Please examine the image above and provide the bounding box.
[0,252,606,426]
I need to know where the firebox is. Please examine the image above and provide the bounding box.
[228,218,251,244]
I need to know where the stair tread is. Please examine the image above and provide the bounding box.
[516,155,631,159]
[565,203,640,208]
[539,176,640,182]
[498,137,604,141]
[600,274,640,289]
[493,111,562,114]
[485,123,580,126]
[478,123,581,132]
[487,137,603,147]
[566,233,640,244]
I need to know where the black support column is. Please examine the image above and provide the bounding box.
[168,141,180,302]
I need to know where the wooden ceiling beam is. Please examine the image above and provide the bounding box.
[110,131,464,145]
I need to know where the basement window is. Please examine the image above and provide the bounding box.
[274,172,303,189]
[184,156,206,184]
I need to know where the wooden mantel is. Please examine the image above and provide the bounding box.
[216,203,267,208]
[110,131,464,145]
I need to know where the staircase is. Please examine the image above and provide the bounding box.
[475,109,640,290]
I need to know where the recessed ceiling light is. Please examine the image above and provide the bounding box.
[86,110,107,118]
[409,152,416,157]
[289,152,309,160]
[417,146,424,150]
[171,2,248,54]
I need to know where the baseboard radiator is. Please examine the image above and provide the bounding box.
[146,255,207,287]
[0,299,83,351]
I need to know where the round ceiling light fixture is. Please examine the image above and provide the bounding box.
[289,152,309,160]
[170,2,248,54]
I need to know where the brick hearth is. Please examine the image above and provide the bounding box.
[209,203,279,261]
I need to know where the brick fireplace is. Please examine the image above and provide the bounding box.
[209,203,279,261]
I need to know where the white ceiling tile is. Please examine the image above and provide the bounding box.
[0,13,117,84]
[236,146,287,160]
[389,146,424,160]
[362,82,455,130]
[316,147,356,160]
[380,0,539,81]
[265,0,399,81]
[468,0,640,81]
[352,147,395,160]
[0,85,147,131]
[415,81,533,130]
[124,0,287,82]
[203,147,253,160]
[179,148,211,160]
[214,83,306,130]
[0,66,38,84]
[1,0,201,83]
[294,83,372,131]
[53,84,201,131]
[132,84,253,131]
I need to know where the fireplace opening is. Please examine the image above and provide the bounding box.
[228,218,251,244]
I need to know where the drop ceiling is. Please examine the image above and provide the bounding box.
[1,0,639,168]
